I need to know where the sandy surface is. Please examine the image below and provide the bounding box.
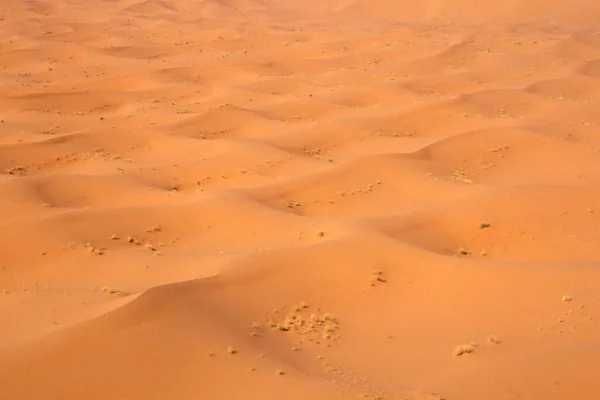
[1,0,600,399]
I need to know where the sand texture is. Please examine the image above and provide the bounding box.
[1,0,600,399]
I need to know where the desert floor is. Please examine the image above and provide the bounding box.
[1,0,600,399]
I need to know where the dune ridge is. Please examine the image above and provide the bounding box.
[1,0,600,399]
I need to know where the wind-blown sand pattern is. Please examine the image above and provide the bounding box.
[1,0,600,399]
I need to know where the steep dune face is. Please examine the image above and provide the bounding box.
[2,0,600,399]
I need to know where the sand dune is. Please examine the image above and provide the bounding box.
[336,0,600,28]
[1,0,600,399]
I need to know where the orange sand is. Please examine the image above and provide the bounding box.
[1,0,600,399]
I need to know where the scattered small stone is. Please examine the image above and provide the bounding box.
[479,222,491,229]
[227,346,237,355]
[274,369,285,376]
[562,295,573,302]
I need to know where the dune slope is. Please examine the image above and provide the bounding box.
[1,0,600,399]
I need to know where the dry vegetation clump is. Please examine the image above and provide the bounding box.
[456,247,470,256]
[266,303,341,343]
[102,286,129,296]
[369,270,387,286]
[453,343,476,357]
[287,201,303,209]
[144,242,157,251]
[4,166,26,176]
[487,335,501,345]
[84,242,104,255]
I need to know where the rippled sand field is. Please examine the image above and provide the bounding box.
[1,0,600,399]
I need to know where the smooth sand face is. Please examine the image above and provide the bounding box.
[2,0,600,399]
